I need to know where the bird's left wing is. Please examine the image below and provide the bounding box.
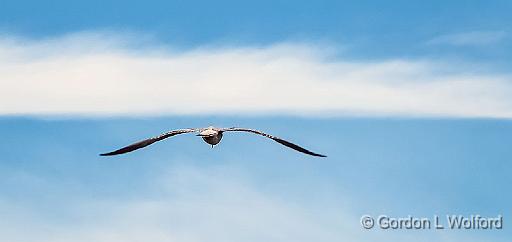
[100,128,198,156]
[220,127,326,157]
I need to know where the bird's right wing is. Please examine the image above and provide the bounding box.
[100,128,198,156]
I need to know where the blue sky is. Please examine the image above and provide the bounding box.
[1,1,511,241]
[2,0,512,63]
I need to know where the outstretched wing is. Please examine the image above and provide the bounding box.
[221,127,326,157]
[100,128,198,156]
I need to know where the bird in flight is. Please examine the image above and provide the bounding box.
[100,126,326,157]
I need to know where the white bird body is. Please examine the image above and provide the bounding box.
[198,126,223,146]
[101,126,326,157]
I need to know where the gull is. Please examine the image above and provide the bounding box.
[100,126,326,157]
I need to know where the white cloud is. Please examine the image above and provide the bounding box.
[427,31,507,46]
[1,32,512,117]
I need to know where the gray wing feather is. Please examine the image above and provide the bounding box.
[100,128,197,156]
[221,127,326,157]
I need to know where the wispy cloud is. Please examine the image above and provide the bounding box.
[427,31,507,46]
[0,164,351,242]
[1,32,512,118]
[1,162,503,242]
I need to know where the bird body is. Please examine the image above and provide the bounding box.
[101,126,326,157]
[197,126,223,146]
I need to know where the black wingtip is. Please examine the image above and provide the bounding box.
[309,152,327,157]
[99,152,116,156]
